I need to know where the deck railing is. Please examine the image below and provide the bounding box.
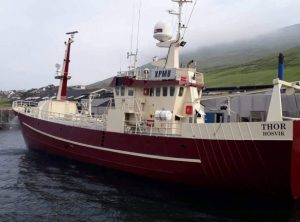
[12,100,106,130]
[124,120,181,136]
[12,100,182,136]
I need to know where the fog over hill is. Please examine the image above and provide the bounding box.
[89,23,300,89]
[182,23,300,71]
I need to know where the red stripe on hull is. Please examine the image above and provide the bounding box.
[16,112,298,198]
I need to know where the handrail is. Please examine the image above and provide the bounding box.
[124,120,181,136]
[13,99,182,136]
[13,100,105,130]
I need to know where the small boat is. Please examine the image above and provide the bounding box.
[13,0,300,199]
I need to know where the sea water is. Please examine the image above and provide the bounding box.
[0,129,299,222]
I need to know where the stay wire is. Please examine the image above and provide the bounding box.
[182,0,198,39]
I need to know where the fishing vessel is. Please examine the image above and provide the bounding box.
[13,0,300,199]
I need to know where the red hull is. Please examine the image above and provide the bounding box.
[16,112,300,199]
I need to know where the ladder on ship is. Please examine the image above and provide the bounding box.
[133,99,144,134]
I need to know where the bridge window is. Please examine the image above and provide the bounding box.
[155,87,161,96]
[128,88,134,96]
[115,87,119,96]
[163,87,168,96]
[170,86,175,96]
[150,88,154,97]
[178,87,184,97]
[121,87,125,96]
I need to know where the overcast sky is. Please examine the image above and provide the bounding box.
[0,0,300,90]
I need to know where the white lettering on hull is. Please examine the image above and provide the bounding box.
[181,121,293,141]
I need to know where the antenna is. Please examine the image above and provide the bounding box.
[153,0,192,69]
[182,0,197,38]
[170,0,192,41]
[127,0,142,72]
[135,0,142,59]
[66,31,79,38]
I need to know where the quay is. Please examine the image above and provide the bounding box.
[0,108,17,129]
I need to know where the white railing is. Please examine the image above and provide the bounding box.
[13,100,106,130]
[124,120,182,136]
[12,100,38,109]
[13,99,182,136]
[118,69,149,80]
[113,97,144,113]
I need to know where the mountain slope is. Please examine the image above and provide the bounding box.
[183,23,300,71]
[86,77,114,90]
[205,47,300,87]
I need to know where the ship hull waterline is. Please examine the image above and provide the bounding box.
[16,112,300,199]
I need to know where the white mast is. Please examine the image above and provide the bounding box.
[153,0,191,69]
[127,0,142,74]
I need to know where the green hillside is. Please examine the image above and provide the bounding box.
[184,24,300,71]
[204,47,300,87]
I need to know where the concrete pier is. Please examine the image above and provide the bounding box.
[0,108,17,129]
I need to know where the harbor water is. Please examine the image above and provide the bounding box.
[1,128,300,222]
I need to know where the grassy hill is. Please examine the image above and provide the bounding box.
[184,23,300,71]
[88,47,300,89]
[204,47,300,87]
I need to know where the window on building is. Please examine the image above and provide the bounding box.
[178,87,184,97]
[128,88,134,96]
[115,87,119,96]
[163,87,168,97]
[150,88,154,97]
[121,87,125,96]
[155,87,161,96]
[170,86,175,96]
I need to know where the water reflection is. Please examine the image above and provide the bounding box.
[18,148,298,222]
[1,129,300,221]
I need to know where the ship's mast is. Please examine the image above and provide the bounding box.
[171,0,191,41]
[56,31,78,101]
[127,0,142,74]
[155,0,191,69]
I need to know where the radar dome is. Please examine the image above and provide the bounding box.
[153,21,172,42]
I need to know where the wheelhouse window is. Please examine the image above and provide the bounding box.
[128,88,134,96]
[155,87,161,96]
[178,87,184,97]
[163,87,168,97]
[121,87,125,96]
[115,87,120,96]
[150,88,154,97]
[170,86,175,96]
